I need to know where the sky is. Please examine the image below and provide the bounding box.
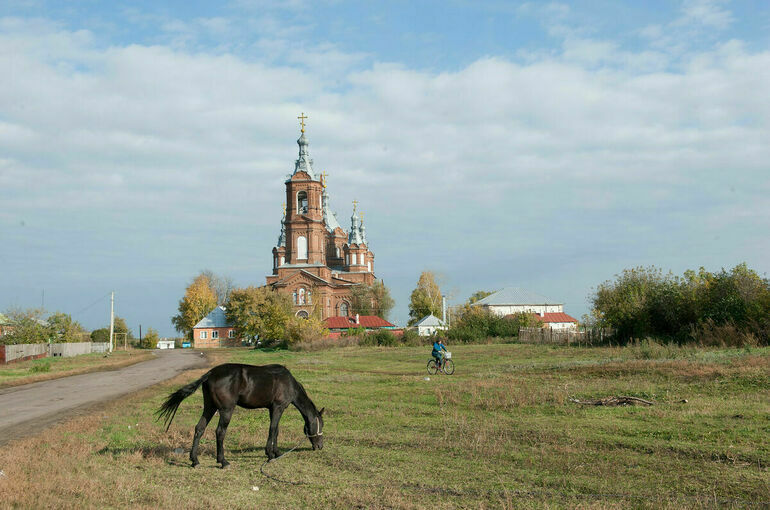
[1,0,769,336]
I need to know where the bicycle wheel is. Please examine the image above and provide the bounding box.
[443,359,455,375]
[427,359,438,375]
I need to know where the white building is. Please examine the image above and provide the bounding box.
[414,314,447,336]
[156,339,175,349]
[472,287,578,330]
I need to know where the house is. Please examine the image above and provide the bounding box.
[192,306,241,348]
[413,314,447,336]
[474,287,578,330]
[516,312,578,331]
[156,339,175,349]
[324,314,395,334]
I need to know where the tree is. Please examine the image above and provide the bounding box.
[408,271,443,325]
[142,327,160,349]
[351,280,395,319]
[226,286,292,345]
[90,316,132,344]
[468,290,492,304]
[172,274,218,339]
[201,269,234,305]
[0,308,50,345]
[46,312,87,343]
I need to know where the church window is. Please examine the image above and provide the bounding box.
[307,290,312,304]
[296,311,309,319]
[367,261,372,272]
[352,253,357,265]
[280,256,285,266]
[298,288,306,305]
[335,246,340,258]
[292,291,297,304]
[339,302,349,317]
[297,191,308,214]
[297,236,308,259]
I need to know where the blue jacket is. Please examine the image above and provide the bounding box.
[432,341,447,355]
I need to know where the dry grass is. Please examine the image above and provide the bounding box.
[0,344,767,509]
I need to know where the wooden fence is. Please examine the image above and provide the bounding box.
[518,327,614,346]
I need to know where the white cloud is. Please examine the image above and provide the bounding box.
[1,7,768,330]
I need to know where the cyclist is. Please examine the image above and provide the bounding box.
[432,338,448,369]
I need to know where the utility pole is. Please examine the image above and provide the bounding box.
[109,291,114,353]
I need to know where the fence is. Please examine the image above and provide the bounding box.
[518,327,614,346]
[1,342,111,364]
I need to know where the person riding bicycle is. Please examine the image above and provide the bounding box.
[432,338,448,368]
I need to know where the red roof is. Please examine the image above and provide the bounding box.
[533,312,578,323]
[325,315,395,329]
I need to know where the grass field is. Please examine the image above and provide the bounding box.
[0,350,153,389]
[0,343,767,509]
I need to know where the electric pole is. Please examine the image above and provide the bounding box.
[109,291,114,353]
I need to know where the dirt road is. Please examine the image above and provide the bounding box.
[0,350,207,445]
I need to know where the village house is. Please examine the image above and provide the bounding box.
[472,287,578,330]
[324,314,395,336]
[413,314,447,336]
[192,306,241,348]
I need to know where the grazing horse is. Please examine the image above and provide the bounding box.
[156,363,324,468]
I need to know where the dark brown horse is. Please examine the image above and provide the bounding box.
[156,363,324,468]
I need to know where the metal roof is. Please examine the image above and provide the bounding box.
[472,287,561,306]
[193,306,231,329]
[414,314,445,327]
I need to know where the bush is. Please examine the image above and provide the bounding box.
[400,329,424,346]
[284,316,329,346]
[29,361,51,373]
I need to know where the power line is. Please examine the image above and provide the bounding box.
[72,292,113,317]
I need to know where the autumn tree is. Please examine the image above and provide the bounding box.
[47,312,87,343]
[408,271,443,325]
[351,280,395,319]
[172,274,218,340]
[226,286,292,345]
[468,290,492,304]
[142,327,161,349]
[90,316,132,343]
[201,269,234,305]
[0,308,49,345]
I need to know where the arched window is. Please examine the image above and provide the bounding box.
[298,288,306,305]
[307,290,312,304]
[297,191,308,214]
[292,291,297,304]
[296,310,309,319]
[367,261,372,272]
[297,236,308,259]
[335,246,340,258]
[352,253,357,265]
[339,302,349,317]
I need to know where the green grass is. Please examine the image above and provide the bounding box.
[1,343,768,509]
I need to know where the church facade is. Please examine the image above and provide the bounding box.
[265,117,375,320]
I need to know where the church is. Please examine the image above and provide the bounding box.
[265,115,376,320]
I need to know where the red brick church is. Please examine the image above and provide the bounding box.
[266,115,376,320]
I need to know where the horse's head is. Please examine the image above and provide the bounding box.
[305,407,325,450]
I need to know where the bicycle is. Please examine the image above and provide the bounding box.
[426,351,454,375]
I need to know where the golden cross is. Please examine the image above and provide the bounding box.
[298,112,308,133]
[352,199,358,212]
[360,211,365,222]
[321,171,329,188]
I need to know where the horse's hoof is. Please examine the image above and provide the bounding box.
[191,462,199,468]
[220,461,231,469]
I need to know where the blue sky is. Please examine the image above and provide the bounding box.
[1,0,769,336]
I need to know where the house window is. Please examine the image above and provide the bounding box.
[228,330,235,338]
[297,191,308,214]
[297,236,308,259]
[212,330,219,339]
[200,331,208,339]
[340,302,349,316]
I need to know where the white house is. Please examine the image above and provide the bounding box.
[414,314,447,336]
[472,287,578,330]
[156,339,175,349]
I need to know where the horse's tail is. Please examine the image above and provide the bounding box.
[156,371,210,432]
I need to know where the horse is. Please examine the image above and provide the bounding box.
[156,363,324,468]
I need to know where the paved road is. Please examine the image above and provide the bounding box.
[0,350,207,445]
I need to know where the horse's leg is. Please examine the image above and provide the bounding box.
[215,406,234,468]
[265,404,287,460]
[190,402,216,468]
